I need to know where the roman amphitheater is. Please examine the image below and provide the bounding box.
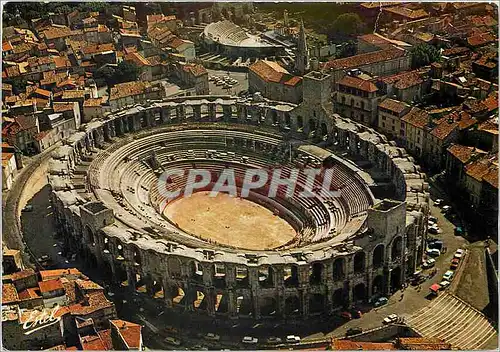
[49,71,429,320]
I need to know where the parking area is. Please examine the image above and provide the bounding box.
[207,69,248,96]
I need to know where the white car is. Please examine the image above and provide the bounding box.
[454,249,465,259]
[434,199,444,206]
[164,337,181,346]
[286,335,301,343]
[442,205,452,212]
[422,258,436,268]
[439,280,450,290]
[203,333,220,341]
[383,314,398,324]
[443,270,454,281]
[242,336,258,344]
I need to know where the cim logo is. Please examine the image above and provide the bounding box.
[20,305,63,335]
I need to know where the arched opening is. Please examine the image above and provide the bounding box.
[332,288,344,308]
[237,296,252,316]
[284,265,299,287]
[194,289,206,310]
[332,258,345,281]
[235,267,249,288]
[373,244,384,268]
[213,263,226,289]
[169,285,185,308]
[259,266,274,288]
[103,236,110,253]
[309,119,317,137]
[353,283,366,302]
[135,273,146,293]
[321,123,328,140]
[260,297,278,317]
[297,116,304,131]
[190,261,203,283]
[200,104,209,119]
[271,110,278,126]
[309,263,323,285]
[152,280,164,299]
[285,296,300,315]
[390,267,402,293]
[309,293,325,314]
[116,244,125,260]
[168,257,182,279]
[85,226,95,246]
[133,248,141,266]
[285,113,291,128]
[372,275,384,295]
[216,293,228,314]
[353,252,365,273]
[391,237,403,260]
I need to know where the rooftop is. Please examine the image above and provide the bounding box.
[110,320,142,349]
[2,283,19,304]
[323,48,406,71]
[39,278,64,293]
[331,339,396,350]
[379,98,410,114]
[338,75,378,93]
[109,81,152,101]
[401,107,429,129]
[448,144,487,164]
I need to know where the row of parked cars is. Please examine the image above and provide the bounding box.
[209,75,239,89]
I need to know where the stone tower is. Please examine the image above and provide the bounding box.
[294,19,309,75]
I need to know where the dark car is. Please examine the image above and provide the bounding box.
[339,311,352,320]
[350,309,362,319]
[22,205,34,212]
[345,328,363,337]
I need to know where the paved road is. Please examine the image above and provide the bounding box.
[407,292,497,349]
[207,69,248,96]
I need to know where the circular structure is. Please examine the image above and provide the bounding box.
[49,86,429,320]
[164,191,296,250]
[202,20,284,58]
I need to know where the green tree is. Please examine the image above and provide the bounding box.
[330,13,364,37]
[115,61,142,84]
[410,44,441,69]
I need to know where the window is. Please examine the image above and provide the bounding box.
[361,101,365,110]
[351,99,354,107]
[392,126,395,131]
[382,122,385,128]
[341,96,346,104]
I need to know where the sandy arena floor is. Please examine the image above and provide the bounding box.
[163,191,296,250]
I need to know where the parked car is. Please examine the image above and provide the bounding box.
[345,327,363,337]
[266,337,282,344]
[164,326,179,334]
[242,336,258,344]
[429,240,443,251]
[339,311,352,320]
[203,333,220,341]
[434,199,444,206]
[164,337,181,346]
[442,205,452,213]
[428,226,440,235]
[373,296,388,307]
[22,205,34,212]
[383,314,398,324]
[454,249,465,259]
[454,227,464,236]
[443,270,454,281]
[429,216,438,223]
[450,258,460,270]
[439,280,450,290]
[285,335,301,343]
[422,258,436,269]
[351,309,362,319]
[426,248,441,257]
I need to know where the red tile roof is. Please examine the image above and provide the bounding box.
[182,63,207,77]
[284,75,302,86]
[39,278,64,293]
[81,43,115,55]
[467,32,496,47]
[331,339,396,350]
[478,120,499,135]
[482,94,498,112]
[39,268,83,281]
[80,333,109,350]
[431,117,459,140]
[379,98,410,114]
[3,41,13,51]
[448,144,487,164]
[2,283,19,304]
[465,155,498,186]
[68,291,113,315]
[338,75,378,93]
[383,6,429,20]
[110,320,142,349]
[323,48,406,71]
[358,33,393,49]
[442,46,470,57]
[401,107,429,128]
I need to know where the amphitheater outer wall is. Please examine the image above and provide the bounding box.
[48,95,429,319]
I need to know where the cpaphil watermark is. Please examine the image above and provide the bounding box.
[158,167,342,201]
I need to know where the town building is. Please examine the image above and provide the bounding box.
[377,98,411,142]
[249,60,303,104]
[176,63,209,95]
[109,81,165,110]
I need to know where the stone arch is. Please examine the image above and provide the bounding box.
[353,283,366,302]
[373,244,384,268]
[132,246,141,265]
[390,266,402,292]
[260,296,278,316]
[235,266,249,288]
[297,116,304,131]
[320,122,328,138]
[309,119,317,134]
[168,257,182,279]
[309,293,325,314]
[372,275,384,295]
[85,225,95,246]
[284,264,299,287]
[103,235,110,253]
[309,262,323,285]
[190,261,203,283]
[391,236,403,260]
[270,110,278,125]
[354,251,366,273]
[332,258,345,281]
[285,112,291,127]
[332,288,344,308]
[213,263,226,289]
[259,266,274,288]
[285,296,300,315]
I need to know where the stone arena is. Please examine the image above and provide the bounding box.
[49,71,429,320]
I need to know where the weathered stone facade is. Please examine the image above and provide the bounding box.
[48,90,428,320]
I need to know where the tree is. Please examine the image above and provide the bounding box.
[94,62,142,87]
[410,44,441,69]
[330,13,364,38]
[335,41,357,59]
